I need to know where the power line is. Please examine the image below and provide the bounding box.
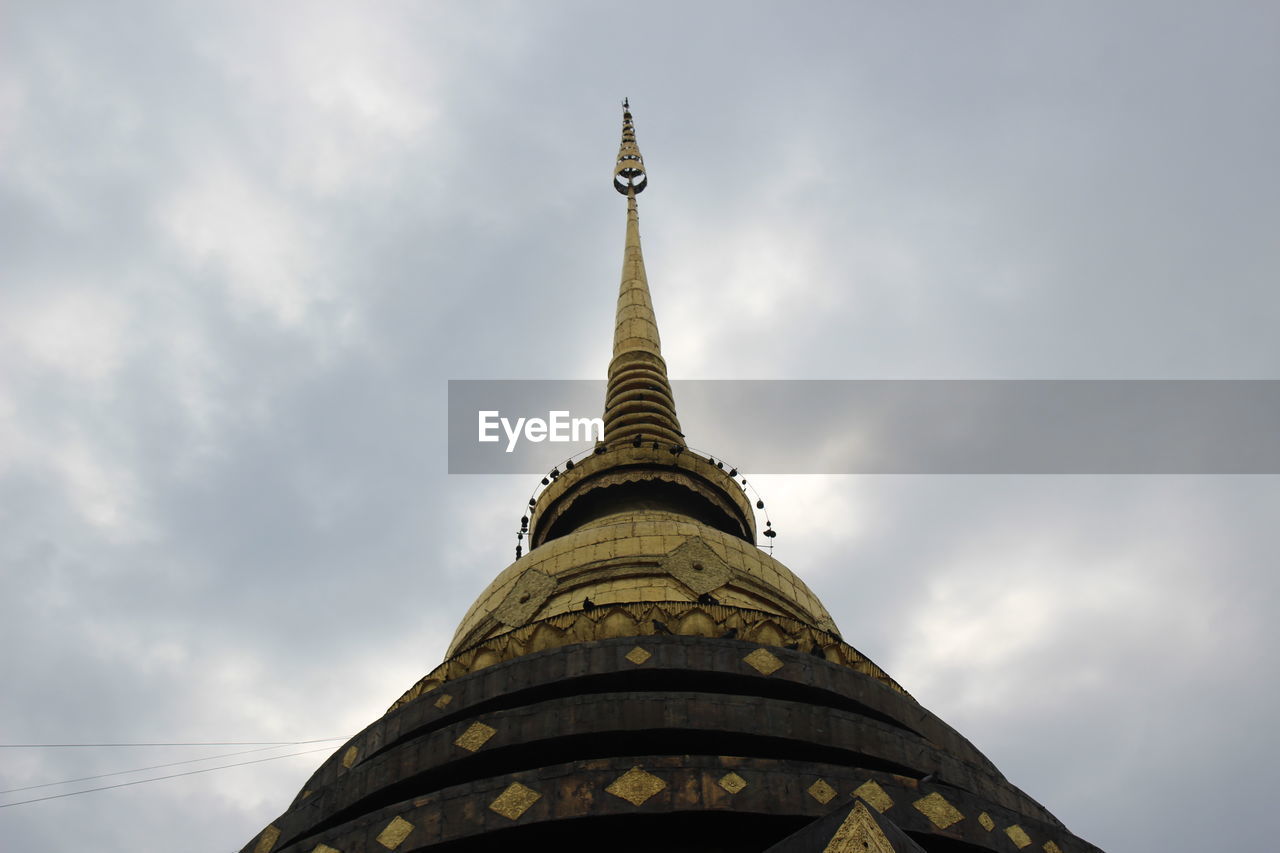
[0,742,340,795]
[0,746,336,809]
[0,738,345,748]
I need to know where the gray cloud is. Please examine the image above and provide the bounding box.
[1,2,1275,850]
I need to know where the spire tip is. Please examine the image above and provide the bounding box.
[613,101,647,195]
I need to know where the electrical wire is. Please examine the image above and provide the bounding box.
[0,740,346,795]
[0,746,336,809]
[0,739,344,748]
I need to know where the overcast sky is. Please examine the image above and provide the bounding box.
[2,3,1277,851]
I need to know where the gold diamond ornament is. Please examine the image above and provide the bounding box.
[489,782,542,820]
[912,792,964,829]
[375,816,415,849]
[625,646,652,665]
[1006,825,1033,848]
[807,778,838,804]
[606,766,668,806]
[718,771,747,794]
[454,721,497,752]
[743,648,784,676]
[852,779,894,813]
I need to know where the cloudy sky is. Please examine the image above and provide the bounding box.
[2,2,1277,850]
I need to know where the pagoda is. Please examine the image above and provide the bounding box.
[242,104,1104,853]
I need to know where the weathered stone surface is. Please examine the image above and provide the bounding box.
[244,636,1100,853]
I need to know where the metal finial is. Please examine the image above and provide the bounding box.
[613,100,647,195]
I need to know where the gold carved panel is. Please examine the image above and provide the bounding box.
[493,569,557,628]
[661,536,732,595]
[823,801,895,853]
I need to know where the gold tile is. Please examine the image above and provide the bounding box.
[852,779,894,813]
[311,845,341,853]
[912,792,964,829]
[493,568,556,627]
[978,812,995,831]
[718,771,747,794]
[252,825,281,853]
[625,646,652,665]
[341,746,359,768]
[743,648,784,676]
[454,721,497,752]
[1005,825,1032,848]
[606,766,667,806]
[822,800,895,853]
[434,693,453,709]
[807,778,838,804]
[1043,843,1063,853]
[375,816,414,849]
[489,782,541,821]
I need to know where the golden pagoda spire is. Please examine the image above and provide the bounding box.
[522,101,756,552]
[603,101,683,446]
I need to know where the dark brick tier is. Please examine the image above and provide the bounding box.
[243,635,1103,853]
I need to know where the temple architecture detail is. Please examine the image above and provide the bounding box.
[242,104,1104,853]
